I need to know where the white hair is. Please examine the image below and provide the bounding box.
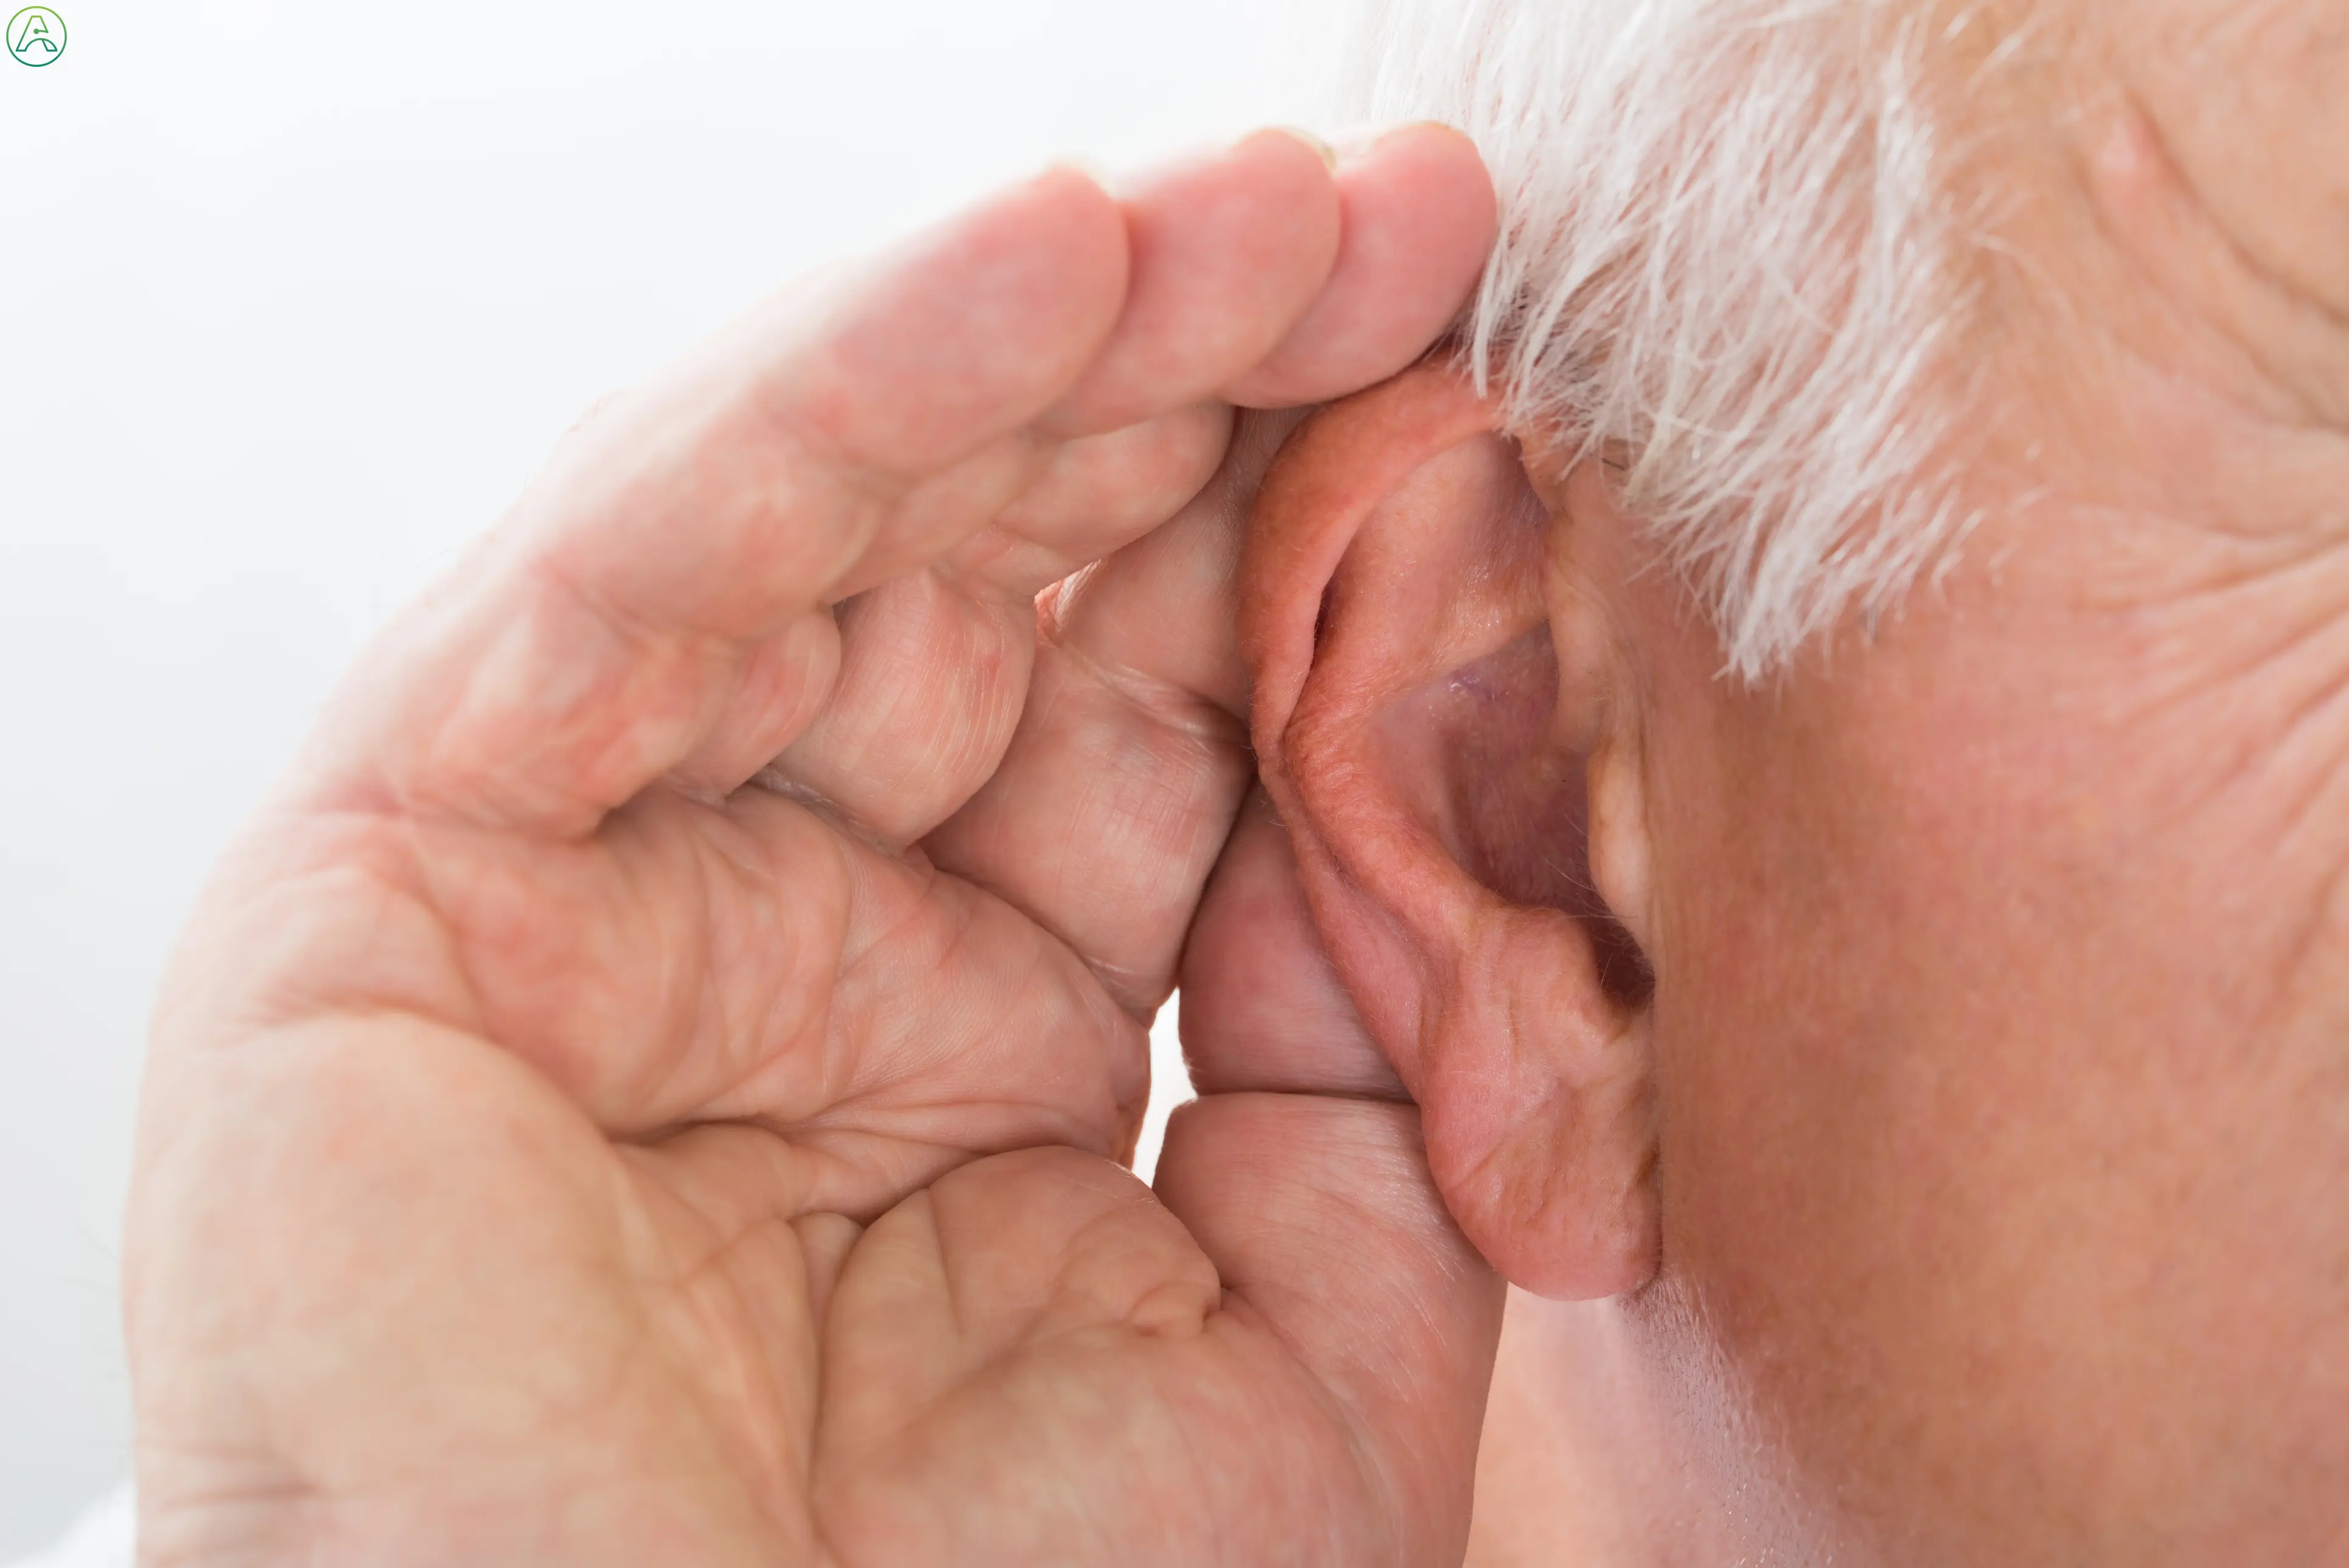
[1338,0,2008,679]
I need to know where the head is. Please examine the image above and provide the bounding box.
[1239,1,2349,1560]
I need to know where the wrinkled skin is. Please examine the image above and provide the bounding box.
[1230,7,2349,1563]
[125,2,2349,1561]
[123,125,1510,1567]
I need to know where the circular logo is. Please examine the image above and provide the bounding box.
[8,7,64,66]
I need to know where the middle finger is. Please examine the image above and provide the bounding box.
[730,125,1495,846]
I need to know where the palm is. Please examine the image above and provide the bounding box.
[127,127,1502,1567]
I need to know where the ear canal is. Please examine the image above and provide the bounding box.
[1402,624,1654,1008]
[1242,363,1660,1299]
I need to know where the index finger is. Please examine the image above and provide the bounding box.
[295,126,1493,841]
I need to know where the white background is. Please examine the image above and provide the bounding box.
[0,0,1339,1552]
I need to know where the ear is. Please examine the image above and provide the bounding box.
[1240,361,1660,1299]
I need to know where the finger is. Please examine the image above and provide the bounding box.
[1154,1093,1505,1566]
[1178,788,1409,1100]
[668,608,842,799]
[750,403,1233,842]
[760,127,1496,843]
[302,161,1131,838]
[1041,127,1343,437]
[755,572,1036,844]
[814,1144,1424,1565]
[918,412,1302,1015]
[306,124,1361,841]
[381,782,1147,1165]
[737,121,1339,838]
[1221,122,1500,409]
[817,1148,1221,1481]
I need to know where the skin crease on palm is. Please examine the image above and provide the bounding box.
[122,5,2349,1568]
[125,124,1509,1567]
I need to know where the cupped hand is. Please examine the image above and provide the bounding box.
[126,125,1502,1567]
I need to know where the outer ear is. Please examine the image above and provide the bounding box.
[1241,361,1660,1299]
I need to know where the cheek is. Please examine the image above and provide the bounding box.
[1634,622,2349,1563]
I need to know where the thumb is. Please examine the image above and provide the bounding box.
[1155,791,1504,1565]
[1177,787,1407,1100]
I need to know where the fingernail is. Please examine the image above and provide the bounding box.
[1325,119,1466,165]
[1322,123,1384,165]
[1389,118,1473,149]
[1265,124,1339,172]
[1043,154,1118,196]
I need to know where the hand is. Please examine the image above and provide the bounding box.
[125,125,1502,1566]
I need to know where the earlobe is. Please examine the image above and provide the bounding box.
[1241,363,1660,1299]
